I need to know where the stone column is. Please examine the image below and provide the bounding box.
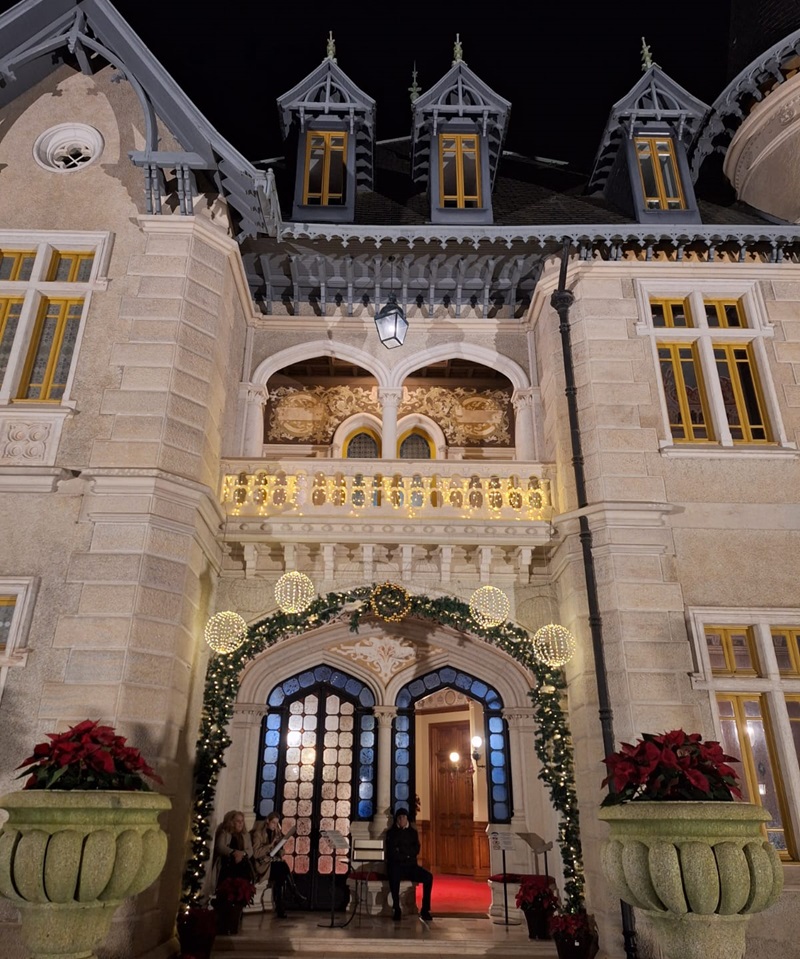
[373,705,397,835]
[511,387,536,461]
[378,388,403,459]
[242,384,268,456]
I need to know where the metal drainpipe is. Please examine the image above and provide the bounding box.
[549,240,638,959]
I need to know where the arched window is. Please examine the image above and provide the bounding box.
[398,429,433,459]
[344,429,380,458]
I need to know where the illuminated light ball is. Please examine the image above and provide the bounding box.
[204,611,247,654]
[469,585,510,628]
[274,571,316,614]
[532,623,577,667]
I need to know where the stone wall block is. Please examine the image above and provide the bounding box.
[157,446,203,479]
[174,346,214,382]
[142,235,191,257]
[597,427,660,452]
[625,642,695,672]
[588,359,635,382]
[611,553,664,582]
[67,552,142,584]
[123,650,178,687]
[118,296,183,320]
[619,610,675,643]
[64,649,126,683]
[78,585,138,616]
[53,615,131,649]
[166,395,210,430]
[117,684,186,725]
[89,524,147,553]
[111,343,177,369]
[615,581,685,611]
[120,367,173,391]
[38,683,120,720]
[144,527,193,563]
[184,275,222,314]
[176,325,219,362]
[170,370,211,403]
[140,555,189,593]
[99,390,168,416]
[602,476,667,502]
[90,440,162,467]
[585,319,634,340]
[162,419,205,455]
[128,319,181,342]
[109,416,164,442]
[135,586,184,621]
[588,404,643,428]
[137,275,187,298]
[127,254,188,277]
[188,239,226,274]
[631,704,703,733]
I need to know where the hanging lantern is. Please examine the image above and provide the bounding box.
[469,585,510,628]
[374,293,408,349]
[275,571,316,614]
[204,611,247,654]
[532,623,576,667]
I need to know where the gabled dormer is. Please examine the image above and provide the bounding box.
[588,45,709,224]
[277,38,375,223]
[411,41,510,225]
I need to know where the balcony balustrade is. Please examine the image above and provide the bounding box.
[221,460,552,524]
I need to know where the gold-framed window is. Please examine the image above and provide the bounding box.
[0,595,16,651]
[650,298,693,328]
[771,628,800,676]
[657,342,713,442]
[17,298,83,402]
[0,297,24,383]
[704,625,760,675]
[303,131,347,206]
[398,428,434,459]
[47,251,95,283]
[713,343,771,443]
[0,250,37,281]
[344,428,381,459]
[704,299,746,329]
[634,136,685,211]
[439,134,481,209]
[716,693,796,858]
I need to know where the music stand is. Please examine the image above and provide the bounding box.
[318,829,349,929]
[518,832,553,878]
[488,830,520,926]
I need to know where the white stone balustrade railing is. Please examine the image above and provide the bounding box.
[220,459,552,523]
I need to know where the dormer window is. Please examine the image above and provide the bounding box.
[634,136,685,211]
[440,134,481,209]
[304,131,347,206]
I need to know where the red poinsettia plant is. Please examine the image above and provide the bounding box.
[601,730,742,806]
[17,719,162,791]
[549,909,595,940]
[515,875,559,913]
[214,877,256,905]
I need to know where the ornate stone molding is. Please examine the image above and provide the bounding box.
[0,409,73,467]
[332,634,440,682]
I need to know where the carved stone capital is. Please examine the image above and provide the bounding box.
[245,383,269,405]
[511,388,535,412]
[378,387,403,409]
[503,707,538,728]
[374,705,398,727]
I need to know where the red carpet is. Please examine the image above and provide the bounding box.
[418,874,491,914]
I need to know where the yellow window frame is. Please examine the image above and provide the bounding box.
[650,298,694,328]
[439,134,481,208]
[705,625,760,676]
[303,130,347,206]
[47,251,95,283]
[0,250,37,282]
[634,136,686,211]
[704,298,747,329]
[0,595,15,651]
[343,427,381,459]
[397,427,435,459]
[712,342,772,444]
[771,628,800,676]
[716,693,797,859]
[17,297,83,402]
[658,341,713,443]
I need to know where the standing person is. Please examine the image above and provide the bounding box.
[213,810,254,886]
[252,811,292,919]
[384,807,433,921]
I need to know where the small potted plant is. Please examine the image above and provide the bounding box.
[0,720,170,959]
[177,905,218,958]
[212,877,256,935]
[598,730,783,959]
[549,909,599,959]
[514,875,559,939]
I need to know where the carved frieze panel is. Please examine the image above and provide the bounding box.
[332,634,441,682]
[416,688,470,711]
[0,413,66,466]
[266,384,511,446]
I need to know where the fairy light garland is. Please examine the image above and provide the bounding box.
[180,586,586,914]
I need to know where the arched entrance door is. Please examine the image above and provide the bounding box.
[255,665,377,910]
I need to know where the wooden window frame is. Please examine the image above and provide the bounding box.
[772,629,800,677]
[0,250,37,281]
[439,133,482,209]
[303,130,348,206]
[688,609,800,863]
[17,297,83,402]
[705,625,760,676]
[47,251,95,283]
[0,577,37,705]
[636,281,790,451]
[657,341,713,443]
[634,136,686,211]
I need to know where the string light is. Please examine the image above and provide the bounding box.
[532,623,577,667]
[274,571,316,614]
[469,585,510,627]
[204,611,247,654]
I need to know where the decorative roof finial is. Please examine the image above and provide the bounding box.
[326,30,337,63]
[409,62,421,104]
[640,36,659,72]
[453,33,463,65]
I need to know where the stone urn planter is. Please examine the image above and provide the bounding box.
[0,790,171,959]
[599,802,784,959]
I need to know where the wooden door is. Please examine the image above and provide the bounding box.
[429,721,474,875]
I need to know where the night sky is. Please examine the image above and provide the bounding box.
[1,0,737,173]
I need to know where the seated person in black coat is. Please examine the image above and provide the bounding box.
[384,807,433,921]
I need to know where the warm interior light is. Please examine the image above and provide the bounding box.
[471,736,482,749]
[449,751,460,764]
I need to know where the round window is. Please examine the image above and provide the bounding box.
[33,123,104,173]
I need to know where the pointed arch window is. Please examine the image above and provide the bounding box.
[398,429,433,459]
[344,429,380,458]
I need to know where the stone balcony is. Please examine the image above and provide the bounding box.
[220,460,555,579]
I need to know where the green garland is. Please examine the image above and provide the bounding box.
[180,586,586,913]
